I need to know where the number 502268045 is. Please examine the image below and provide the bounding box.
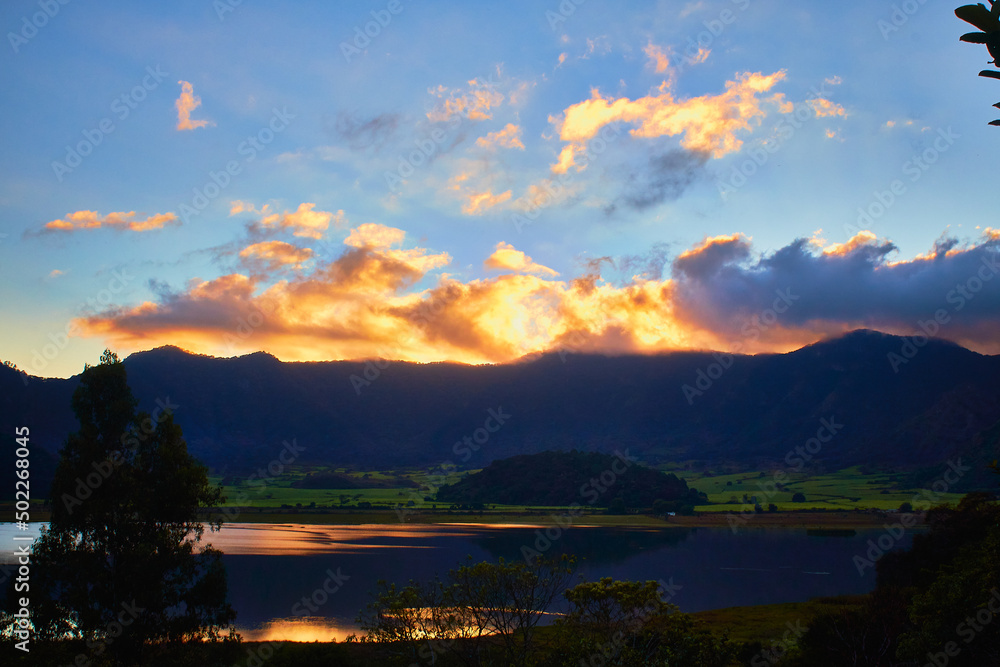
[14,427,30,519]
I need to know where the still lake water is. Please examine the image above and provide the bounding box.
[0,522,911,641]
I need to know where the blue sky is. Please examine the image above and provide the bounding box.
[2,0,999,378]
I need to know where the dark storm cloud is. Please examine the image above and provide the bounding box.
[605,149,710,214]
[669,232,1000,350]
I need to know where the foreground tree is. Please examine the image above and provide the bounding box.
[359,555,574,666]
[555,578,735,666]
[8,351,235,663]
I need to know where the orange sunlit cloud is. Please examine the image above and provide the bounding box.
[643,42,672,74]
[42,210,178,233]
[73,223,692,363]
[73,227,1000,363]
[476,123,525,150]
[809,97,847,118]
[484,242,559,277]
[239,241,313,273]
[462,189,513,215]
[686,47,711,65]
[822,231,878,256]
[230,200,272,216]
[175,80,214,131]
[259,203,344,239]
[427,78,505,122]
[549,70,787,172]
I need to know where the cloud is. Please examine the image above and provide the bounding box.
[326,111,400,149]
[230,200,273,216]
[608,149,709,213]
[462,189,512,215]
[344,222,406,249]
[485,242,559,277]
[670,230,1000,353]
[549,69,787,173]
[476,123,525,150]
[583,36,612,59]
[258,203,344,239]
[239,241,313,273]
[643,42,672,74]
[808,97,847,118]
[48,269,64,279]
[684,47,711,66]
[40,210,178,233]
[175,81,214,131]
[74,226,1000,364]
[427,77,505,122]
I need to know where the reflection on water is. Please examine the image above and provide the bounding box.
[0,522,915,643]
[199,523,467,555]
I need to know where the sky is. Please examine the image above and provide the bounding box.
[2,0,1000,378]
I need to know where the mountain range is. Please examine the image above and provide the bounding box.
[3,329,1000,499]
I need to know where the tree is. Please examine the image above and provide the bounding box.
[792,492,806,503]
[558,578,735,666]
[359,555,574,666]
[4,351,235,663]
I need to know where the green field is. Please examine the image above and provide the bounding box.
[201,464,972,519]
[675,466,966,513]
[2,464,972,526]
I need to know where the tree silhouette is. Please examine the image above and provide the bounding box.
[7,350,235,663]
[957,1,1000,124]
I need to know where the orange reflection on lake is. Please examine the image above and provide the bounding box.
[199,523,484,555]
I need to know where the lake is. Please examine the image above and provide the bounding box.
[0,521,912,642]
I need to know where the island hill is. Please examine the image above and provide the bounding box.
[434,450,708,514]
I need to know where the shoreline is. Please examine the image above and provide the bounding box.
[0,507,919,529]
